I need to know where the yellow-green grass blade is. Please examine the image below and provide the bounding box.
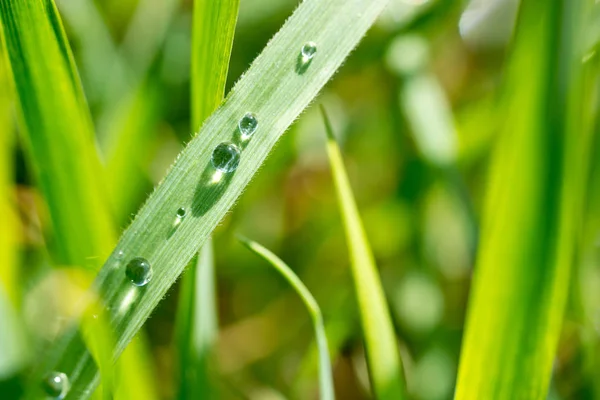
[239,236,334,400]
[176,0,239,397]
[29,0,391,397]
[0,0,115,269]
[0,43,17,304]
[321,106,406,399]
[455,0,594,398]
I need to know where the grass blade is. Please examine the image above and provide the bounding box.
[0,0,115,269]
[0,44,17,304]
[0,3,158,398]
[29,0,391,397]
[176,0,239,397]
[321,106,406,399]
[239,236,334,400]
[191,0,239,130]
[455,0,595,398]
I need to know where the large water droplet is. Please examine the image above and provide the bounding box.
[211,142,241,173]
[125,257,152,286]
[42,372,69,399]
[238,112,258,140]
[301,42,317,63]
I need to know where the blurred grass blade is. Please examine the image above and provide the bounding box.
[105,79,163,222]
[321,106,406,399]
[191,0,239,130]
[0,0,115,269]
[0,2,158,398]
[176,240,219,398]
[176,0,239,397]
[455,0,594,398]
[0,44,18,304]
[0,50,28,377]
[239,236,334,400]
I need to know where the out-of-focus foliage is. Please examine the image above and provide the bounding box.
[0,0,598,398]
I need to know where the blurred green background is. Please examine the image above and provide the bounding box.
[1,0,599,399]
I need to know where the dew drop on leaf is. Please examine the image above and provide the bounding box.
[125,257,153,286]
[211,142,241,173]
[238,112,258,139]
[173,207,186,228]
[42,372,69,399]
[301,41,317,63]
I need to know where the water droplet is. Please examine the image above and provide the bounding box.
[238,112,258,139]
[42,372,69,399]
[173,207,186,229]
[211,142,241,173]
[301,42,317,63]
[125,257,152,286]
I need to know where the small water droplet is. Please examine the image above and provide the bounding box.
[211,142,241,173]
[173,207,186,229]
[301,42,317,63]
[238,113,258,139]
[125,257,152,286]
[42,372,69,399]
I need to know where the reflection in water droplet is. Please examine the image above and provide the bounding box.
[211,142,241,173]
[238,112,258,140]
[43,372,69,399]
[125,257,152,286]
[301,42,317,63]
[173,207,186,228]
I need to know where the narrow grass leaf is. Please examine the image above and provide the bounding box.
[176,0,239,397]
[239,236,334,400]
[0,0,115,269]
[455,0,594,398]
[321,106,406,399]
[29,0,390,397]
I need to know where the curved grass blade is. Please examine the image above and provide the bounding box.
[0,0,115,269]
[28,0,391,397]
[176,0,239,397]
[321,106,406,399]
[239,236,334,400]
[455,0,595,398]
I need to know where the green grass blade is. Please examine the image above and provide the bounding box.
[176,240,219,398]
[239,236,334,400]
[0,0,115,269]
[321,106,406,399]
[0,48,29,384]
[176,0,239,397]
[191,0,239,130]
[0,3,158,398]
[28,0,390,396]
[455,0,594,398]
